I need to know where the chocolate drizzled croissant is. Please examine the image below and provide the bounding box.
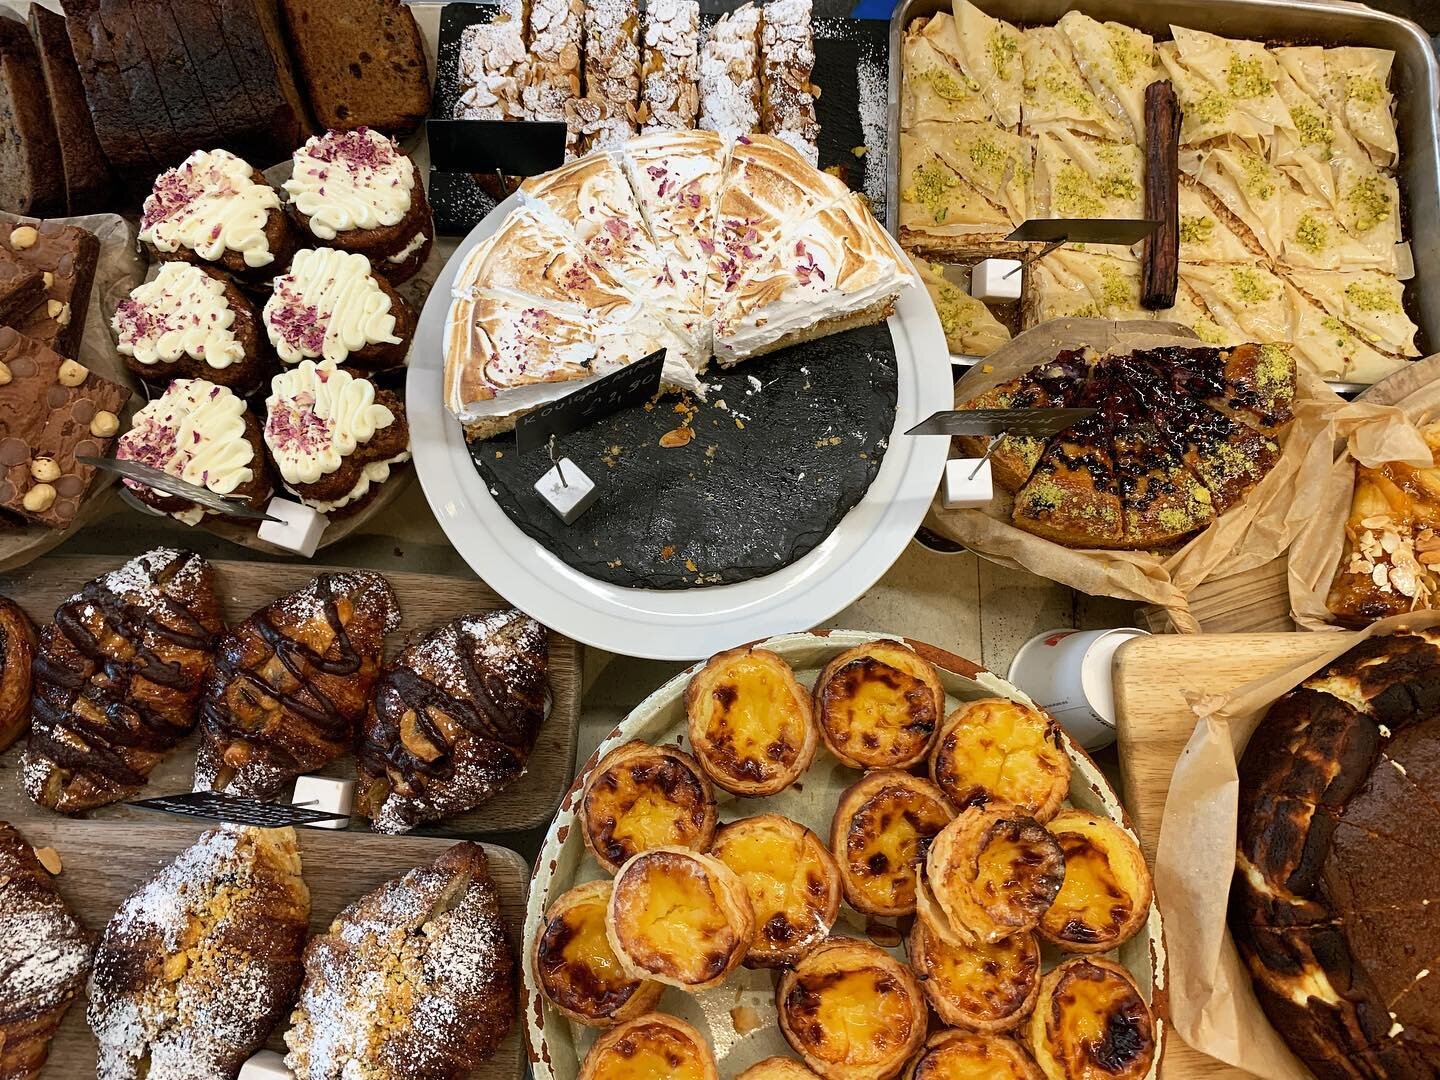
[22,549,222,814]
[194,571,401,799]
[355,610,549,834]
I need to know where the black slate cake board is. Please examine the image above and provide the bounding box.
[470,323,899,590]
[429,4,892,235]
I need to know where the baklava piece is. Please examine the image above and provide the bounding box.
[577,1013,719,1080]
[909,1030,1044,1080]
[928,698,1071,821]
[581,740,718,875]
[908,909,1041,1032]
[813,639,945,770]
[830,769,954,917]
[1024,958,1156,1080]
[1038,811,1152,954]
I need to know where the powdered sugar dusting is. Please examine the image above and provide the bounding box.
[698,4,761,139]
[855,56,888,210]
[0,828,92,1020]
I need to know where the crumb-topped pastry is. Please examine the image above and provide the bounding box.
[139,149,297,280]
[908,909,1041,1032]
[112,262,274,397]
[929,698,1071,821]
[830,769,954,917]
[264,249,415,372]
[285,842,515,1080]
[356,609,549,834]
[117,379,273,525]
[641,0,701,129]
[0,821,92,1080]
[578,1013,718,1080]
[533,880,663,1028]
[284,128,435,285]
[759,0,820,164]
[194,570,401,799]
[264,359,411,515]
[88,826,310,1080]
[1038,811,1152,955]
[23,549,221,814]
[910,1030,1044,1080]
[0,598,36,753]
[1024,958,1156,1080]
[812,639,944,771]
[581,740,718,874]
[698,3,760,140]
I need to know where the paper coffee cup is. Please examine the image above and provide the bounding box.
[1006,627,1150,751]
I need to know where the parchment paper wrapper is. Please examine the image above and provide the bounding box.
[1286,353,1440,630]
[1153,608,1440,1079]
[925,318,1374,632]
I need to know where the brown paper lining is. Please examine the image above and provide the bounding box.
[1286,352,1440,630]
[1153,609,1440,1079]
[924,318,1366,632]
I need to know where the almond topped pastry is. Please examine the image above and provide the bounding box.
[830,769,954,917]
[532,880,663,1028]
[928,698,1071,821]
[926,804,1066,944]
[577,1013,719,1080]
[908,1030,1045,1080]
[812,640,945,770]
[776,938,927,1080]
[194,571,401,799]
[581,741,718,874]
[23,548,222,814]
[738,1059,822,1080]
[686,645,817,796]
[709,813,841,968]
[907,909,1041,1032]
[1024,958,1156,1080]
[1038,811,1152,954]
[0,597,36,753]
[606,846,754,991]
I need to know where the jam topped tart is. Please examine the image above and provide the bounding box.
[576,1012,719,1080]
[908,909,1041,1033]
[776,938,927,1080]
[533,880,662,1027]
[829,769,954,917]
[581,741,718,874]
[1024,958,1156,1080]
[812,640,945,770]
[909,1029,1045,1080]
[606,847,754,991]
[710,813,842,968]
[685,645,817,796]
[929,698,1070,822]
[1039,811,1152,954]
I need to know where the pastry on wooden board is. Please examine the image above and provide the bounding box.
[580,740,718,875]
[88,825,310,1080]
[284,841,515,1080]
[194,570,401,799]
[0,821,92,1080]
[22,548,222,814]
[355,609,549,834]
[0,598,36,754]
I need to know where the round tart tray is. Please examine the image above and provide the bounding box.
[407,196,950,660]
[521,630,1169,1078]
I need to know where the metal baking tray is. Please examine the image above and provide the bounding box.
[886,0,1440,376]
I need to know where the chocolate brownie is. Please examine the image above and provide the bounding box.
[0,220,100,360]
[0,16,64,217]
[0,328,131,529]
[27,7,114,214]
[0,252,44,326]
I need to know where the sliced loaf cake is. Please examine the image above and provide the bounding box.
[28,6,113,213]
[0,15,64,216]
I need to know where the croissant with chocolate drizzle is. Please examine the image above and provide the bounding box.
[355,610,549,834]
[194,571,401,799]
[22,548,222,814]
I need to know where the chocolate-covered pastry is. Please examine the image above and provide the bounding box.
[0,596,36,752]
[195,571,401,799]
[356,610,548,833]
[0,220,99,358]
[22,549,222,813]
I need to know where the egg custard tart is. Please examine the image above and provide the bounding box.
[907,909,1041,1032]
[777,939,927,1080]
[908,1029,1045,1080]
[710,814,841,968]
[830,769,954,917]
[739,1058,824,1079]
[577,1012,719,1080]
[685,646,817,796]
[1024,958,1156,1080]
[606,847,754,991]
[1038,811,1152,955]
[533,880,664,1027]
[813,640,945,769]
[929,699,1070,822]
[581,741,718,874]
[926,804,1066,944]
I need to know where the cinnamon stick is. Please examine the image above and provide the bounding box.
[1142,79,1180,310]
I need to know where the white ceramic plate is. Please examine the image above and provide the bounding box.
[522,630,1169,1078]
[405,193,951,661]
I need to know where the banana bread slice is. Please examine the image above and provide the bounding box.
[27,7,113,213]
[62,0,159,175]
[130,0,226,153]
[0,16,64,217]
[95,0,186,166]
[212,0,313,157]
[162,0,269,161]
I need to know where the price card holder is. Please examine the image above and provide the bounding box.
[426,118,568,178]
[514,349,668,456]
[128,790,350,828]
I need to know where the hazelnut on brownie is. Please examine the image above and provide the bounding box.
[283,128,435,285]
[263,248,415,372]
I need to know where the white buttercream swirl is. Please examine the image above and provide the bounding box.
[264,359,399,486]
[387,231,428,265]
[284,128,415,241]
[139,149,280,268]
[113,263,244,370]
[263,249,400,365]
[117,380,255,513]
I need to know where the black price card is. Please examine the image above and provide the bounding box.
[427,118,568,177]
[128,790,349,828]
[514,349,667,455]
[1006,218,1160,246]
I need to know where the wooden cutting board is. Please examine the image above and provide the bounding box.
[1113,632,1338,1080]
[0,556,581,834]
[12,819,529,1079]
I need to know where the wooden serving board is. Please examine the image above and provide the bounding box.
[13,819,528,1080]
[0,556,581,834]
[1113,632,1338,1080]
